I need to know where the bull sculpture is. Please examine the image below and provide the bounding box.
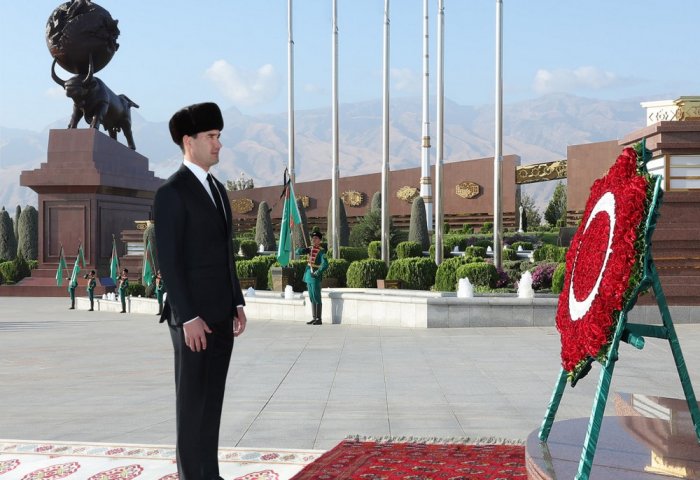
[51,56,138,150]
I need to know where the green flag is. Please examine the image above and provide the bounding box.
[77,243,86,268]
[110,237,120,284]
[69,255,81,286]
[276,181,303,266]
[55,246,67,286]
[143,239,154,287]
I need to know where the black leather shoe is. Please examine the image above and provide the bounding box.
[88,308,94,311]
[69,307,74,310]
[120,310,126,313]
[306,319,316,325]
[310,319,322,325]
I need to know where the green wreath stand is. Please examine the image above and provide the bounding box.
[538,170,700,479]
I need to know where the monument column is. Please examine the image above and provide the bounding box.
[20,128,163,275]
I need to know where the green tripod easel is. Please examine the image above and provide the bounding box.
[539,173,700,480]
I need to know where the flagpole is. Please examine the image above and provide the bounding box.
[330,0,340,258]
[420,0,433,233]
[434,0,445,264]
[493,0,504,269]
[381,0,391,265]
[287,0,295,184]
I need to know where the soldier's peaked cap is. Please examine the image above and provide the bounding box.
[169,102,223,147]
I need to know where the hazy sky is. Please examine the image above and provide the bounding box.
[1,0,697,131]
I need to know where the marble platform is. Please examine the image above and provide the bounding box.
[76,289,700,328]
[526,393,700,479]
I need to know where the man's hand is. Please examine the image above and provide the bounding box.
[234,307,247,337]
[183,317,212,352]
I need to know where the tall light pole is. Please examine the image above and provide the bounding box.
[434,0,445,264]
[420,0,433,233]
[331,0,340,258]
[381,0,391,265]
[493,0,504,268]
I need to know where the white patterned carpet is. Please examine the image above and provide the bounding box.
[0,440,323,480]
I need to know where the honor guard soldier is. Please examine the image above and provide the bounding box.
[296,228,328,325]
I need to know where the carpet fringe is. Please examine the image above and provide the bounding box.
[345,434,525,445]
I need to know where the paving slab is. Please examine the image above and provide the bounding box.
[1,297,699,450]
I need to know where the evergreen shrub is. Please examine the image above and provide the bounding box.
[387,257,437,290]
[465,245,486,258]
[502,247,518,261]
[396,241,423,259]
[367,241,381,259]
[324,258,350,287]
[0,261,17,284]
[533,244,567,262]
[428,243,451,260]
[455,262,498,288]
[236,256,274,290]
[336,246,368,262]
[127,282,146,297]
[481,221,493,234]
[346,259,388,288]
[434,256,483,292]
[510,241,534,251]
[551,262,567,294]
[239,239,258,259]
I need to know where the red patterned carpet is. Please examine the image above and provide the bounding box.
[291,439,526,479]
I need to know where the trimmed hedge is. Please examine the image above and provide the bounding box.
[434,256,484,292]
[551,262,567,294]
[236,255,276,290]
[346,259,388,288]
[368,241,381,259]
[428,243,452,260]
[325,258,350,287]
[127,282,146,297]
[533,244,567,263]
[239,239,259,259]
[387,257,437,290]
[502,247,518,261]
[455,262,498,288]
[330,246,369,262]
[509,241,534,251]
[465,245,486,258]
[396,241,423,259]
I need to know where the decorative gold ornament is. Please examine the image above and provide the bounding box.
[516,160,567,184]
[231,198,255,214]
[297,195,310,209]
[396,186,420,203]
[134,220,151,230]
[341,190,364,207]
[455,181,481,199]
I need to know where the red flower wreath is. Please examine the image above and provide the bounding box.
[556,147,652,377]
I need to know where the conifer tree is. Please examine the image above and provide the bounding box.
[545,182,567,227]
[14,205,21,245]
[408,197,430,250]
[0,207,17,261]
[254,201,276,251]
[370,191,381,214]
[326,197,350,247]
[293,198,309,249]
[17,206,38,260]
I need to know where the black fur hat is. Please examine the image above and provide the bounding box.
[311,228,323,239]
[169,102,224,147]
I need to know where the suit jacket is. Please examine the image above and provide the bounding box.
[153,165,245,326]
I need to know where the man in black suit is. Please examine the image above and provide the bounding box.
[154,102,247,480]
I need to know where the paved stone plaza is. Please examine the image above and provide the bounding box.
[1,297,698,450]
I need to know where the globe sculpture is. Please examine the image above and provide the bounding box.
[46,0,120,74]
[46,0,138,150]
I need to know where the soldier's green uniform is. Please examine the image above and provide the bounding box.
[87,272,97,311]
[118,269,129,313]
[68,278,78,310]
[296,230,328,325]
[155,273,165,316]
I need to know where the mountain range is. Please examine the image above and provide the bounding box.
[0,93,647,213]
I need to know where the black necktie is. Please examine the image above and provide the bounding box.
[206,174,227,225]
